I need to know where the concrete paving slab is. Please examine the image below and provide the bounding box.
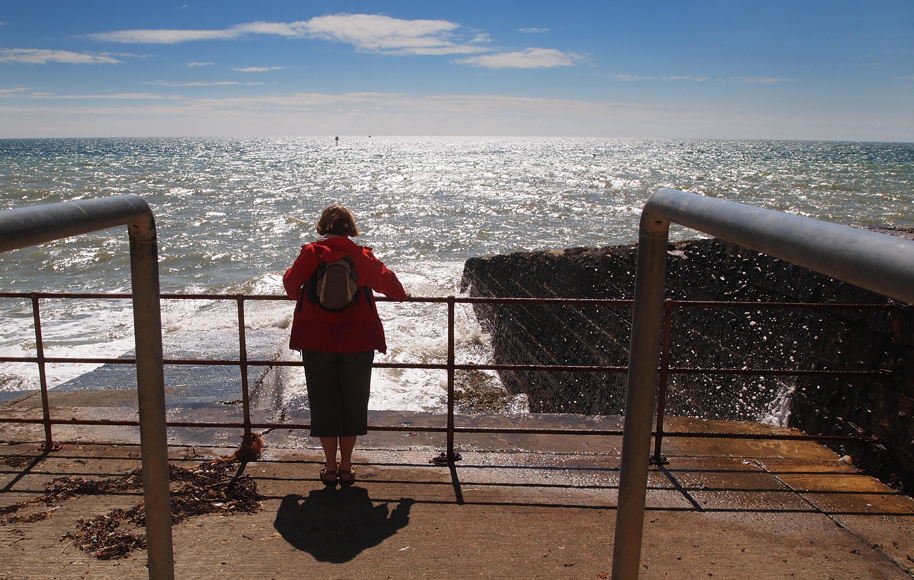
[1,429,913,580]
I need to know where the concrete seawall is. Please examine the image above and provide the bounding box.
[461,235,914,493]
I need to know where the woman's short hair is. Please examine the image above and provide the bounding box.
[316,205,360,237]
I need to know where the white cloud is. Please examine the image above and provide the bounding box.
[235,66,286,73]
[186,61,214,67]
[609,74,709,82]
[86,14,491,55]
[233,21,305,37]
[301,14,485,55]
[519,28,549,33]
[456,48,581,69]
[147,80,264,87]
[37,92,181,100]
[87,28,243,44]
[730,77,799,84]
[0,49,121,64]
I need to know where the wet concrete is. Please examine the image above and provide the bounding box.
[1,393,914,579]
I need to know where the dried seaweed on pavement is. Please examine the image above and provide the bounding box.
[64,461,264,559]
[2,455,40,468]
[2,459,263,560]
[4,509,54,524]
[64,507,147,560]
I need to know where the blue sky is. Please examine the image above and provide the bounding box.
[1,1,912,141]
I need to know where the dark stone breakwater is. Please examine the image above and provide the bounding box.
[461,234,914,493]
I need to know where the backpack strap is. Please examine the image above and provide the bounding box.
[304,260,328,307]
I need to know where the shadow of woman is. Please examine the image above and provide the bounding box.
[273,486,415,563]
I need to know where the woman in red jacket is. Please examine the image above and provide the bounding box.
[283,205,409,487]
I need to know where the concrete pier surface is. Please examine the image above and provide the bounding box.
[1,394,914,579]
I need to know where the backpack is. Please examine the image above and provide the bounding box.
[305,256,360,311]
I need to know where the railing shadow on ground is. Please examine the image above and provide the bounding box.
[3,441,912,517]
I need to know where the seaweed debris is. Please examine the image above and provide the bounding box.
[1,460,263,560]
[3,455,40,468]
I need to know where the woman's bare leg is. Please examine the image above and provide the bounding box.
[320,436,339,481]
[338,436,357,480]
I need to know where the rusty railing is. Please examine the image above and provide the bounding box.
[0,292,891,464]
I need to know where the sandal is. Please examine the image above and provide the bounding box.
[319,468,338,488]
[338,467,356,487]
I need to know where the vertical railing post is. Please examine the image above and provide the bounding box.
[236,295,252,439]
[446,295,456,462]
[128,215,175,580]
[30,294,58,452]
[0,195,174,580]
[652,299,674,465]
[612,211,670,580]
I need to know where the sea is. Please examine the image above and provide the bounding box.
[1,137,912,420]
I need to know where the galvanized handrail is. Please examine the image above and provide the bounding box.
[0,196,174,580]
[611,189,914,580]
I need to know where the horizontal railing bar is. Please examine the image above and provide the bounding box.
[0,355,628,372]
[1,291,902,311]
[668,367,890,377]
[659,430,862,442]
[667,300,901,311]
[0,291,634,306]
[2,355,886,377]
[0,416,865,443]
[648,189,914,305]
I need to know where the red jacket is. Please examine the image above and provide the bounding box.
[283,237,407,354]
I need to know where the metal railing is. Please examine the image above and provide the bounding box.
[0,292,891,460]
[4,192,911,580]
[611,189,914,580]
[0,196,174,580]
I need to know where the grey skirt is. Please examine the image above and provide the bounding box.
[301,350,374,437]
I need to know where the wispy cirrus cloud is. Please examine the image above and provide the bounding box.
[86,14,585,69]
[39,92,181,100]
[0,89,182,101]
[519,28,549,33]
[235,66,286,73]
[186,61,214,67]
[147,80,263,87]
[0,48,122,64]
[610,74,798,84]
[456,48,582,69]
[730,76,799,84]
[88,28,242,44]
[609,74,709,82]
[88,14,490,56]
